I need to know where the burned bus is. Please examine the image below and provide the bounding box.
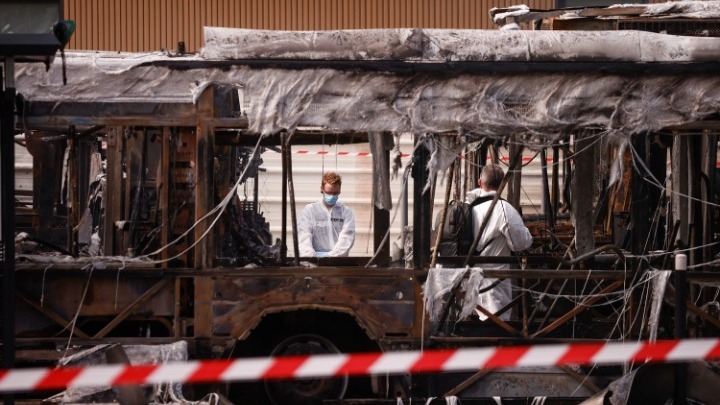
[4,2,720,404]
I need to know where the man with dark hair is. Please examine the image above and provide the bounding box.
[298,171,356,257]
[470,164,533,320]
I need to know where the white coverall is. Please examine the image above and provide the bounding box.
[298,199,356,257]
[471,189,533,321]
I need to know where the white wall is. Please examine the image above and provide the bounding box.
[15,143,33,206]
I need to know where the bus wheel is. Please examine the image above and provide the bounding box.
[265,333,348,405]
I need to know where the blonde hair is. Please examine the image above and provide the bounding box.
[321,171,342,188]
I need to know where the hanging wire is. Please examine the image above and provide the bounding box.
[138,135,265,264]
[61,263,95,359]
[364,141,423,267]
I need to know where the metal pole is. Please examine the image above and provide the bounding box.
[284,134,300,265]
[552,145,559,217]
[674,253,687,405]
[430,164,454,268]
[280,133,288,263]
[540,148,554,232]
[1,58,17,405]
[412,137,431,270]
[401,177,408,230]
[372,144,390,266]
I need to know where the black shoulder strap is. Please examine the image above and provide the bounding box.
[469,194,505,208]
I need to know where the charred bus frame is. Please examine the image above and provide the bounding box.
[4,20,720,404]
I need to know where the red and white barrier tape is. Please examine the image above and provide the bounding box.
[1,338,719,393]
[280,150,557,163]
[294,149,386,157]
[263,148,720,168]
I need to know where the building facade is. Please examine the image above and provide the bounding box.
[64,0,663,53]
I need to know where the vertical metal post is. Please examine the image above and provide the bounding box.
[674,253,687,405]
[552,145,559,216]
[193,87,214,344]
[540,147,554,232]
[280,133,288,263]
[628,134,667,255]
[67,125,78,255]
[412,138,431,270]
[507,143,523,209]
[373,144,390,266]
[704,132,717,269]
[573,134,596,256]
[284,133,300,265]
[401,176,408,230]
[430,164,454,268]
[1,59,17,405]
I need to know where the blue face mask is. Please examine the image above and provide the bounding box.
[323,193,339,206]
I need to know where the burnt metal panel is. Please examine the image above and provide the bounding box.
[211,269,416,340]
[15,269,175,337]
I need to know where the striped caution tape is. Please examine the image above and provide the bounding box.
[295,150,380,157]
[278,150,556,163]
[1,338,719,393]
[275,149,720,168]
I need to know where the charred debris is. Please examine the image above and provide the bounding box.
[4,2,720,404]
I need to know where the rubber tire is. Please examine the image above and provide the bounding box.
[264,333,349,405]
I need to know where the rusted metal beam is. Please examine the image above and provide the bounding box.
[552,146,560,227]
[194,86,215,339]
[281,133,288,263]
[530,279,626,339]
[666,284,720,330]
[672,133,691,249]
[572,134,595,256]
[559,364,601,394]
[475,305,521,336]
[412,138,432,269]
[430,164,454,268]
[92,277,173,339]
[126,129,149,256]
[372,134,391,267]
[161,127,171,265]
[105,345,150,405]
[443,369,492,397]
[507,143,523,209]
[16,291,91,339]
[536,278,569,334]
[67,124,78,256]
[284,132,300,265]
[14,265,639,280]
[103,127,123,256]
[173,278,182,338]
[541,148,555,231]
[17,337,184,346]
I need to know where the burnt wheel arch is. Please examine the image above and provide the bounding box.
[228,309,382,405]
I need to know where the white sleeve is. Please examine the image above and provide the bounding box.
[329,206,355,257]
[465,189,480,204]
[297,205,316,257]
[502,203,533,252]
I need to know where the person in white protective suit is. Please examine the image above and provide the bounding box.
[298,171,356,257]
[470,164,533,321]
